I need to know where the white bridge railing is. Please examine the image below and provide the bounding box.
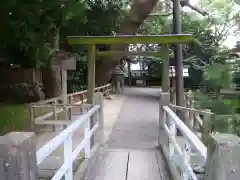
[162,106,207,180]
[0,92,105,180]
[36,105,99,180]
[160,92,240,180]
[36,92,104,180]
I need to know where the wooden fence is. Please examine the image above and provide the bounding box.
[169,90,213,143]
[0,67,42,85]
[29,84,111,133]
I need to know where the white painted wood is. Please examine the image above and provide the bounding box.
[36,105,99,165]
[32,84,111,126]
[35,120,73,125]
[64,135,73,180]
[163,124,183,156]
[162,104,207,180]
[61,69,68,123]
[169,118,176,160]
[169,104,213,115]
[84,118,91,158]
[163,106,207,159]
[182,139,190,180]
[72,122,98,160]
[94,92,104,144]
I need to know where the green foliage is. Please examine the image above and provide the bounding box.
[140,11,225,85]
[204,62,232,92]
[61,0,125,91]
[0,0,87,67]
[0,0,126,92]
[193,61,240,134]
[195,92,235,114]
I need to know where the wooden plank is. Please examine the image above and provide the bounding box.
[84,151,128,180]
[34,120,73,125]
[127,151,161,180]
[68,34,193,45]
[155,149,173,180]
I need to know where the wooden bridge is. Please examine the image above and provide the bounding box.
[1,86,240,180]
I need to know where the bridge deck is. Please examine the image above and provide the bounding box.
[84,87,171,180]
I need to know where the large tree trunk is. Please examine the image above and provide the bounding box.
[42,27,62,98]
[95,0,159,85]
[42,65,61,98]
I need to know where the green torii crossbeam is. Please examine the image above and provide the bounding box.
[68,34,193,44]
[67,34,194,104]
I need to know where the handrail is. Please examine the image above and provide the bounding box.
[31,83,111,105]
[30,83,111,129]
[36,104,100,180]
[163,106,207,158]
[169,104,213,115]
[162,105,207,180]
[170,90,214,142]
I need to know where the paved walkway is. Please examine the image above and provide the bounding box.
[84,87,171,180]
[105,87,160,149]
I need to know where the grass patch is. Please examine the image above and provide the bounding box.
[0,103,78,135]
[0,103,29,135]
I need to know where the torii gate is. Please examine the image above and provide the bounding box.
[67,34,194,104]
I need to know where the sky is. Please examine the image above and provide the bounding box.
[131,0,239,70]
[186,0,238,48]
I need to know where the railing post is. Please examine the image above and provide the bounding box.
[63,104,68,129]
[192,100,198,129]
[94,92,104,145]
[182,139,191,180]
[159,93,170,129]
[28,104,34,130]
[68,96,73,120]
[52,100,57,132]
[84,116,91,158]
[64,134,73,179]
[184,92,188,107]
[159,93,170,147]
[188,91,194,128]
[0,132,38,180]
[81,93,85,104]
[168,118,176,160]
[202,109,212,145]
[204,133,240,180]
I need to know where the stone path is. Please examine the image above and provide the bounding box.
[105,87,160,149]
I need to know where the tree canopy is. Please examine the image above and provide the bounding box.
[0,0,239,95]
